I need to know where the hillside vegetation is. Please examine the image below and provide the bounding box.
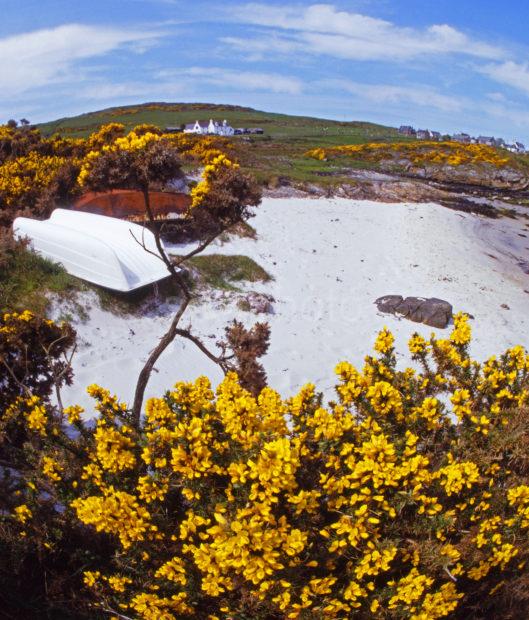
[38,102,409,186]
[37,103,529,193]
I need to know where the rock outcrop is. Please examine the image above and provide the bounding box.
[375,295,453,329]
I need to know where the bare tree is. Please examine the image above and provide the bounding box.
[81,138,265,426]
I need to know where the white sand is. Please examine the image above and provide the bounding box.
[59,198,529,415]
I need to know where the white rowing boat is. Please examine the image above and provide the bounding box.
[13,209,172,292]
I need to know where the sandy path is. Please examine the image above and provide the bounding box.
[59,198,529,415]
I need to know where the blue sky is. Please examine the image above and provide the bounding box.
[2,0,529,141]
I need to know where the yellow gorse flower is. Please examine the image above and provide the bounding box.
[306,141,511,168]
[13,310,529,619]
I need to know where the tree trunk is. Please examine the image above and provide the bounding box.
[131,295,189,425]
[130,187,229,425]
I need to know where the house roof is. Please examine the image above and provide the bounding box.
[185,120,210,129]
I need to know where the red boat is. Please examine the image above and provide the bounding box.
[73,190,191,221]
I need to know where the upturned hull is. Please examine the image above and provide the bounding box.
[14,209,172,292]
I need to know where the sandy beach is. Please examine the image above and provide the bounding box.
[59,197,529,415]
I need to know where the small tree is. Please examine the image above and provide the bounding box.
[79,132,264,423]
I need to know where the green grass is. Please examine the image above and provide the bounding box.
[0,244,82,314]
[0,241,183,317]
[185,254,271,291]
[37,102,409,187]
[37,102,399,141]
[93,275,183,315]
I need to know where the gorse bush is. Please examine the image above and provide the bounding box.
[0,121,236,228]
[306,141,511,168]
[2,311,529,618]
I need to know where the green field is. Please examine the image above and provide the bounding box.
[38,102,401,141]
[38,102,410,185]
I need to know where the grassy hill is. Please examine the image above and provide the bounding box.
[38,102,408,186]
[37,103,529,192]
[38,102,400,142]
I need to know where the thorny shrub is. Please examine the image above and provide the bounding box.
[2,312,529,618]
[0,121,237,228]
[306,141,511,168]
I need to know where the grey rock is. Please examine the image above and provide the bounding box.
[243,292,275,314]
[375,295,453,329]
[394,297,426,321]
[375,295,403,314]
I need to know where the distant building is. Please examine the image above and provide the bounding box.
[505,141,526,153]
[493,137,505,148]
[416,129,430,140]
[398,125,416,136]
[430,131,441,141]
[183,120,209,135]
[183,119,234,136]
[233,127,265,135]
[452,133,471,144]
[164,126,182,133]
[477,136,495,146]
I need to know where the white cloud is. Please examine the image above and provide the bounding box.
[0,24,163,97]
[486,92,507,102]
[220,35,302,60]
[480,61,529,97]
[482,100,529,131]
[228,3,504,62]
[74,81,183,102]
[325,80,464,112]
[158,67,303,94]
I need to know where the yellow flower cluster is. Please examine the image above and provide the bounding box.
[110,131,160,153]
[93,422,136,473]
[71,487,157,549]
[14,504,32,524]
[24,312,529,619]
[374,326,394,354]
[24,395,48,436]
[306,141,510,168]
[190,153,239,208]
[0,152,70,205]
[77,128,161,185]
[130,592,192,619]
[41,456,63,482]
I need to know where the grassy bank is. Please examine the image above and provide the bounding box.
[0,242,81,315]
[185,254,272,291]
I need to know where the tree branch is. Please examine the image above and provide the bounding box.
[172,229,226,265]
[131,189,241,423]
[174,328,233,373]
[1,359,31,396]
[131,294,190,425]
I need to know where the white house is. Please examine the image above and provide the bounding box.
[505,141,526,154]
[183,119,234,136]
